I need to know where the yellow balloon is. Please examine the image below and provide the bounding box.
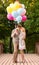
[12,1,22,11]
[7,6,13,13]
[6,1,22,13]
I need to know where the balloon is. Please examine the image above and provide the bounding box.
[6,1,27,22]
[17,8,26,15]
[12,11,19,18]
[21,9,26,16]
[12,1,22,11]
[10,3,14,7]
[22,15,27,22]
[7,6,13,14]
[7,14,14,20]
[21,4,25,8]
[14,18,16,21]
[14,1,20,4]
[16,16,22,23]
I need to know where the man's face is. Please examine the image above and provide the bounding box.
[15,25,17,28]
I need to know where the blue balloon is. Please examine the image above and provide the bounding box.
[16,16,22,23]
[12,11,19,18]
[17,8,25,15]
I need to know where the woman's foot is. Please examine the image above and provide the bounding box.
[15,61,17,63]
[13,61,17,63]
[22,59,26,63]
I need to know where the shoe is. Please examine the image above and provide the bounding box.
[15,61,17,63]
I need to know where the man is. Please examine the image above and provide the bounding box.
[11,23,19,63]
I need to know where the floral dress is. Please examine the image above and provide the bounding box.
[19,29,26,50]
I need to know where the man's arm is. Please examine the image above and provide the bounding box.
[11,30,14,38]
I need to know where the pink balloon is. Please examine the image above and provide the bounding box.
[22,15,27,22]
[21,9,26,16]
[7,14,14,20]
[13,17,16,20]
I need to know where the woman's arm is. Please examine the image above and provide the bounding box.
[22,28,26,40]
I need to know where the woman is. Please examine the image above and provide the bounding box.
[17,24,26,63]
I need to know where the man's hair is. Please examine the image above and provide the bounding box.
[13,21,18,26]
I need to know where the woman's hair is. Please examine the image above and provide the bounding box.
[17,24,22,27]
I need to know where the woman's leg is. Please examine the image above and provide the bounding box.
[20,50,25,62]
[13,43,18,62]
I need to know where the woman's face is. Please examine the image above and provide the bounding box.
[17,25,22,29]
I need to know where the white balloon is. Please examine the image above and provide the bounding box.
[17,8,26,15]
[21,4,25,8]
[16,16,22,23]
[10,3,14,7]
[12,11,19,18]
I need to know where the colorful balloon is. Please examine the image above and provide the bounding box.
[12,2,22,11]
[16,16,22,23]
[17,8,26,15]
[22,15,27,22]
[10,3,14,7]
[7,14,14,20]
[12,11,19,18]
[21,9,26,16]
[6,1,27,22]
[21,4,25,8]
[14,1,20,4]
[7,6,13,14]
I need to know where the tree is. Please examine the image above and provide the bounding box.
[0,0,15,53]
[0,0,39,53]
[0,0,15,39]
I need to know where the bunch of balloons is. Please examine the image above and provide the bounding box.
[7,1,27,23]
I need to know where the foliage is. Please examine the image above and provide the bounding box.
[0,0,39,53]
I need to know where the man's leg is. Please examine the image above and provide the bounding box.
[13,43,18,62]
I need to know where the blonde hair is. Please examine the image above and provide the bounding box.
[17,24,22,27]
